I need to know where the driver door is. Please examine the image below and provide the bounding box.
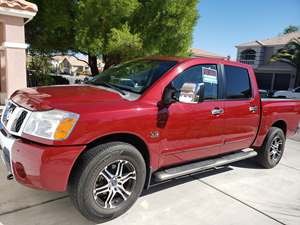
[158,64,225,167]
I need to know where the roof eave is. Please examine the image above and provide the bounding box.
[0,6,37,19]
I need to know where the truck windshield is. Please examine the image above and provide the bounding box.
[88,60,177,94]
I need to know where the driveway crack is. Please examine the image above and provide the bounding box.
[193,176,286,225]
[0,196,68,217]
[280,163,300,172]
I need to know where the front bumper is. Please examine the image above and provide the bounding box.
[0,126,86,192]
[0,127,15,178]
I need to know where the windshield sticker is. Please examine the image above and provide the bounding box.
[202,67,218,84]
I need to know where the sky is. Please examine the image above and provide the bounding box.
[192,0,300,59]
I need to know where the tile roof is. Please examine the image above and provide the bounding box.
[191,48,226,59]
[0,0,38,12]
[236,32,300,47]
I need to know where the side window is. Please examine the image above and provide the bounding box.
[224,65,252,99]
[172,64,218,100]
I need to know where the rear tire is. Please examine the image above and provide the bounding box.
[256,127,285,168]
[68,142,146,223]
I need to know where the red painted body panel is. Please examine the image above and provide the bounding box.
[253,99,300,147]
[11,139,85,191]
[158,101,225,168]
[222,67,261,151]
[7,57,300,192]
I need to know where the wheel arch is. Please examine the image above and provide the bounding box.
[271,120,287,136]
[68,132,152,189]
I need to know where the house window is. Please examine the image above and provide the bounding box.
[240,49,256,60]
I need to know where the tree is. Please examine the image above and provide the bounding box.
[271,37,300,87]
[132,0,198,56]
[26,0,75,53]
[74,0,142,73]
[283,25,299,35]
[26,0,199,75]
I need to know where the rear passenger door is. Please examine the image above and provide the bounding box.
[222,65,260,152]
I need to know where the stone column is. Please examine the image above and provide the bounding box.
[0,15,27,104]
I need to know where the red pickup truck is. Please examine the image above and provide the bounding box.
[1,57,300,222]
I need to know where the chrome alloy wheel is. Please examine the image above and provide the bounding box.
[269,136,283,162]
[93,160,137,209]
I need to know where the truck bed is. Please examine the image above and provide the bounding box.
[253,98,300,148]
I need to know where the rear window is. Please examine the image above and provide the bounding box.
[224,65,252,99]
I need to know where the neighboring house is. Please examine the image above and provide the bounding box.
[236,32,300,91]
[51,55,105,76]
[191,48,226,59]
[52,56,91,76]
[0,0,38,105]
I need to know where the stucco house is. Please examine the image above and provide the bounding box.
[51,55,105,76]
[51,55,91,76]
[0,0,37,105]
[236,32,300,91]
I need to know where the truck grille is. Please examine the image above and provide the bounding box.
[1,101,31,136]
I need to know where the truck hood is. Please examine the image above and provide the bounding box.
[11,85,124,111]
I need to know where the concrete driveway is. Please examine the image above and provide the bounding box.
[0,139,299,225]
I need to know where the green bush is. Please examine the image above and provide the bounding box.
[27,54,69,87]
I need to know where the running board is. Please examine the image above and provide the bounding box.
[154,150,257,182]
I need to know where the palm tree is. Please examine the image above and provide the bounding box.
[271,37,300,87]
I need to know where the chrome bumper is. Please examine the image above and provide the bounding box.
[0,124,16,177]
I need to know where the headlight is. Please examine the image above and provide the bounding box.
[23,110,79,140]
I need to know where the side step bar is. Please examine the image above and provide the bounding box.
[154,150,257,182]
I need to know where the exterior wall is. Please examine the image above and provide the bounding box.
[0,22,4,103]
[237,45,297,90]
[0,15,25,42]
[255,61,297,91]
[62,59,71,74]
[0,15,26,104]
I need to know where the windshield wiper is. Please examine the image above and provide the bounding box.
[94,82,126,95]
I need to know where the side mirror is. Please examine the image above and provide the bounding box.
[161,84,178,105]
[161,82,205,106]
[178,82,205,104]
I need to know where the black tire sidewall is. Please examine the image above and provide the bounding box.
[75,143,146,222]
[261,127,285,168]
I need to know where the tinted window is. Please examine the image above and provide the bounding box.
[295,88,300,93]
[172,65,218,100]
[225,65,252,99]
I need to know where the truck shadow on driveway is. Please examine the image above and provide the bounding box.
[230,158,264,169]
[142,159,261,197]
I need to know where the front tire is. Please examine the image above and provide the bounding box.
[68,142,146,223]
[256,127,285,168]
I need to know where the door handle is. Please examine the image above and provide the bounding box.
[211,108,224,116]
[249,106,258,113]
